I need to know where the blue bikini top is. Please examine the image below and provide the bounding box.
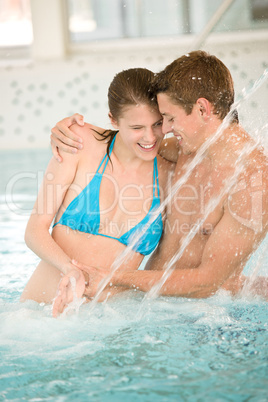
[53,135,163,255]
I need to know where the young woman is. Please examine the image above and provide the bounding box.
[21,68,172,315]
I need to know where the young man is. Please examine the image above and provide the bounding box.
[51,51,268,304]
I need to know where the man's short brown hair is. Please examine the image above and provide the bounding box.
[152,50,237,121]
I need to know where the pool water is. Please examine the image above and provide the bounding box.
[0,149,267,401]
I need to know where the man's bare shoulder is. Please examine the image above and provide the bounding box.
[246,139,268,166]
[227,144,268,236]
[232,126,267,175]
[159,136,181,163]
[242,144,268,194]
[157,153,175,170]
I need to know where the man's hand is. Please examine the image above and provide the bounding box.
[52,268,86,317]
[72,260,110,299]
[50,113,85,162]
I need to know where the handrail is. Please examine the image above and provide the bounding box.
[189,0,236,51]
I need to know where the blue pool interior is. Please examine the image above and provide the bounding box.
[0,148,267,401]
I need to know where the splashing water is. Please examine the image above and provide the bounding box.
[89,68,268,310]
[59,277,86,317]
[1,71,268,402]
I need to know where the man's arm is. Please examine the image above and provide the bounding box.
[51,116,181,163]
[50,113,85,162]
[110,198,267,298]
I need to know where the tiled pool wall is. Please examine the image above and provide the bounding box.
[1,32,268,150]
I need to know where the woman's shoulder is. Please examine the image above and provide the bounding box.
[72,122,112,158]
[71,122,107,144]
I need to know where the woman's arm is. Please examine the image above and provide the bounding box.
[25,150,80,275]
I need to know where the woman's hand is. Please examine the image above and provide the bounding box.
[52,268,86,317]
[50,113,85,162]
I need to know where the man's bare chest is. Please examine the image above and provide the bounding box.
[165,162,228,238]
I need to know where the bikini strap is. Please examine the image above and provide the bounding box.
[153,157,160,198]
[96,134,117,174]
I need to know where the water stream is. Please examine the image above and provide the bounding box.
[88,68,268,311]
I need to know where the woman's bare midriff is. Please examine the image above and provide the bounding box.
[52,225,144,270]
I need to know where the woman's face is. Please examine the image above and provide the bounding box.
[111,104,164,161]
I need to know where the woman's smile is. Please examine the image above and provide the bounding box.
[137,141,157,151]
